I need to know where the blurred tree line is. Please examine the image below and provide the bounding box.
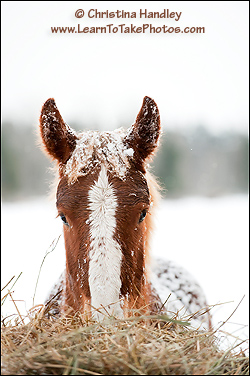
[1,122,248,201]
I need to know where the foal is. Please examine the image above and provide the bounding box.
[39,97,211,328]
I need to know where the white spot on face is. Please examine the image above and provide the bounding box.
[88,165,123,321]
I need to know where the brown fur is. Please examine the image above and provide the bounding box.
[40,96,162,318]
[55,167,161,316]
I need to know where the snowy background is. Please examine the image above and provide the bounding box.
[1,1,249,354]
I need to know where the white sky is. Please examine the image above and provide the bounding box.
[1,1,249,134]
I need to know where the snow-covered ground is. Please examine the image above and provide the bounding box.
[1,195,249,352]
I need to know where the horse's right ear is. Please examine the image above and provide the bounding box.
[39,98,78,164]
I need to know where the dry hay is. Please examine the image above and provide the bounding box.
[1,300,249,376]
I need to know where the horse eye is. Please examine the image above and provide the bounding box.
[139,209,147,223]
[60,214,69,227]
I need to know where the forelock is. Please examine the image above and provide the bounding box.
[63,128,134,183]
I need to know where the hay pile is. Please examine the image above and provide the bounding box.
[1,304,249,375]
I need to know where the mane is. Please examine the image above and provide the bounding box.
[144,170,162,277]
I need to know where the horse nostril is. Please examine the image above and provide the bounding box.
[139,209,147,223]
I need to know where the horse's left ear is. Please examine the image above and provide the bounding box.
[39,98,78,164]
[125,96,161,164]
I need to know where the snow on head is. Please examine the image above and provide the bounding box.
[64,128,134,183]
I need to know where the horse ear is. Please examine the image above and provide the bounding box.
[125,96,161,164]
[39,98,78,164]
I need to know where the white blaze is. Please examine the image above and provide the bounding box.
[88,165,123,320]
